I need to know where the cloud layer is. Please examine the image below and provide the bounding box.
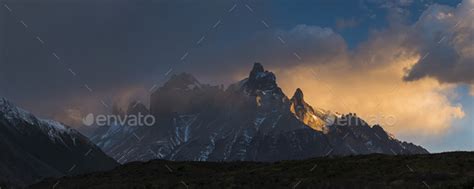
[403,1,474,85]
[1,0,470,149]
[226,1,472,137]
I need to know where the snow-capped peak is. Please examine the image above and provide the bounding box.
[1,97,38,125]
[0,97,73,137]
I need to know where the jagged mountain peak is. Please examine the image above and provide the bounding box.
[170,72,198,81]
[244,63,278,93]
[291,88,304,103]
[161,72,201,90]
[127,100,149,115]
[289,89,328,131]
[289,88,308,113]
[250,62,265,73]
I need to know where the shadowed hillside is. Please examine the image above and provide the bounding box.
[30,152,474,189]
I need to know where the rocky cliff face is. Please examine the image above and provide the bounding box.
[91,63,428,163]
[290,88,332,131]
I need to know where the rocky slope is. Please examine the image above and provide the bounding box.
[0,98,118,188]
[91,63,428,163]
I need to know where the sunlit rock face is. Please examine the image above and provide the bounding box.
[290,88,328,131]
[91,63,428,163]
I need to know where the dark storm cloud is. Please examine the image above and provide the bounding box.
[211,24,347,73]
[1,0,471,126]
[403,2,474,85]
[0,0,243,118]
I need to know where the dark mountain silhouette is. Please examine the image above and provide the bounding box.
[0,98,118,188]
[91,63,428,163]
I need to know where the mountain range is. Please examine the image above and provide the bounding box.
[0,63,429,187]
[90,63,428,163]
[0,97,117,187]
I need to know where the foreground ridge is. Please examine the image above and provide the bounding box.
[30,152,474,189]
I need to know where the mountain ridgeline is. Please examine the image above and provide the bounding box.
[91,63,428,163]
[0,98,118,187]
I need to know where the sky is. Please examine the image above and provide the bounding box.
[0,0,472,152]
